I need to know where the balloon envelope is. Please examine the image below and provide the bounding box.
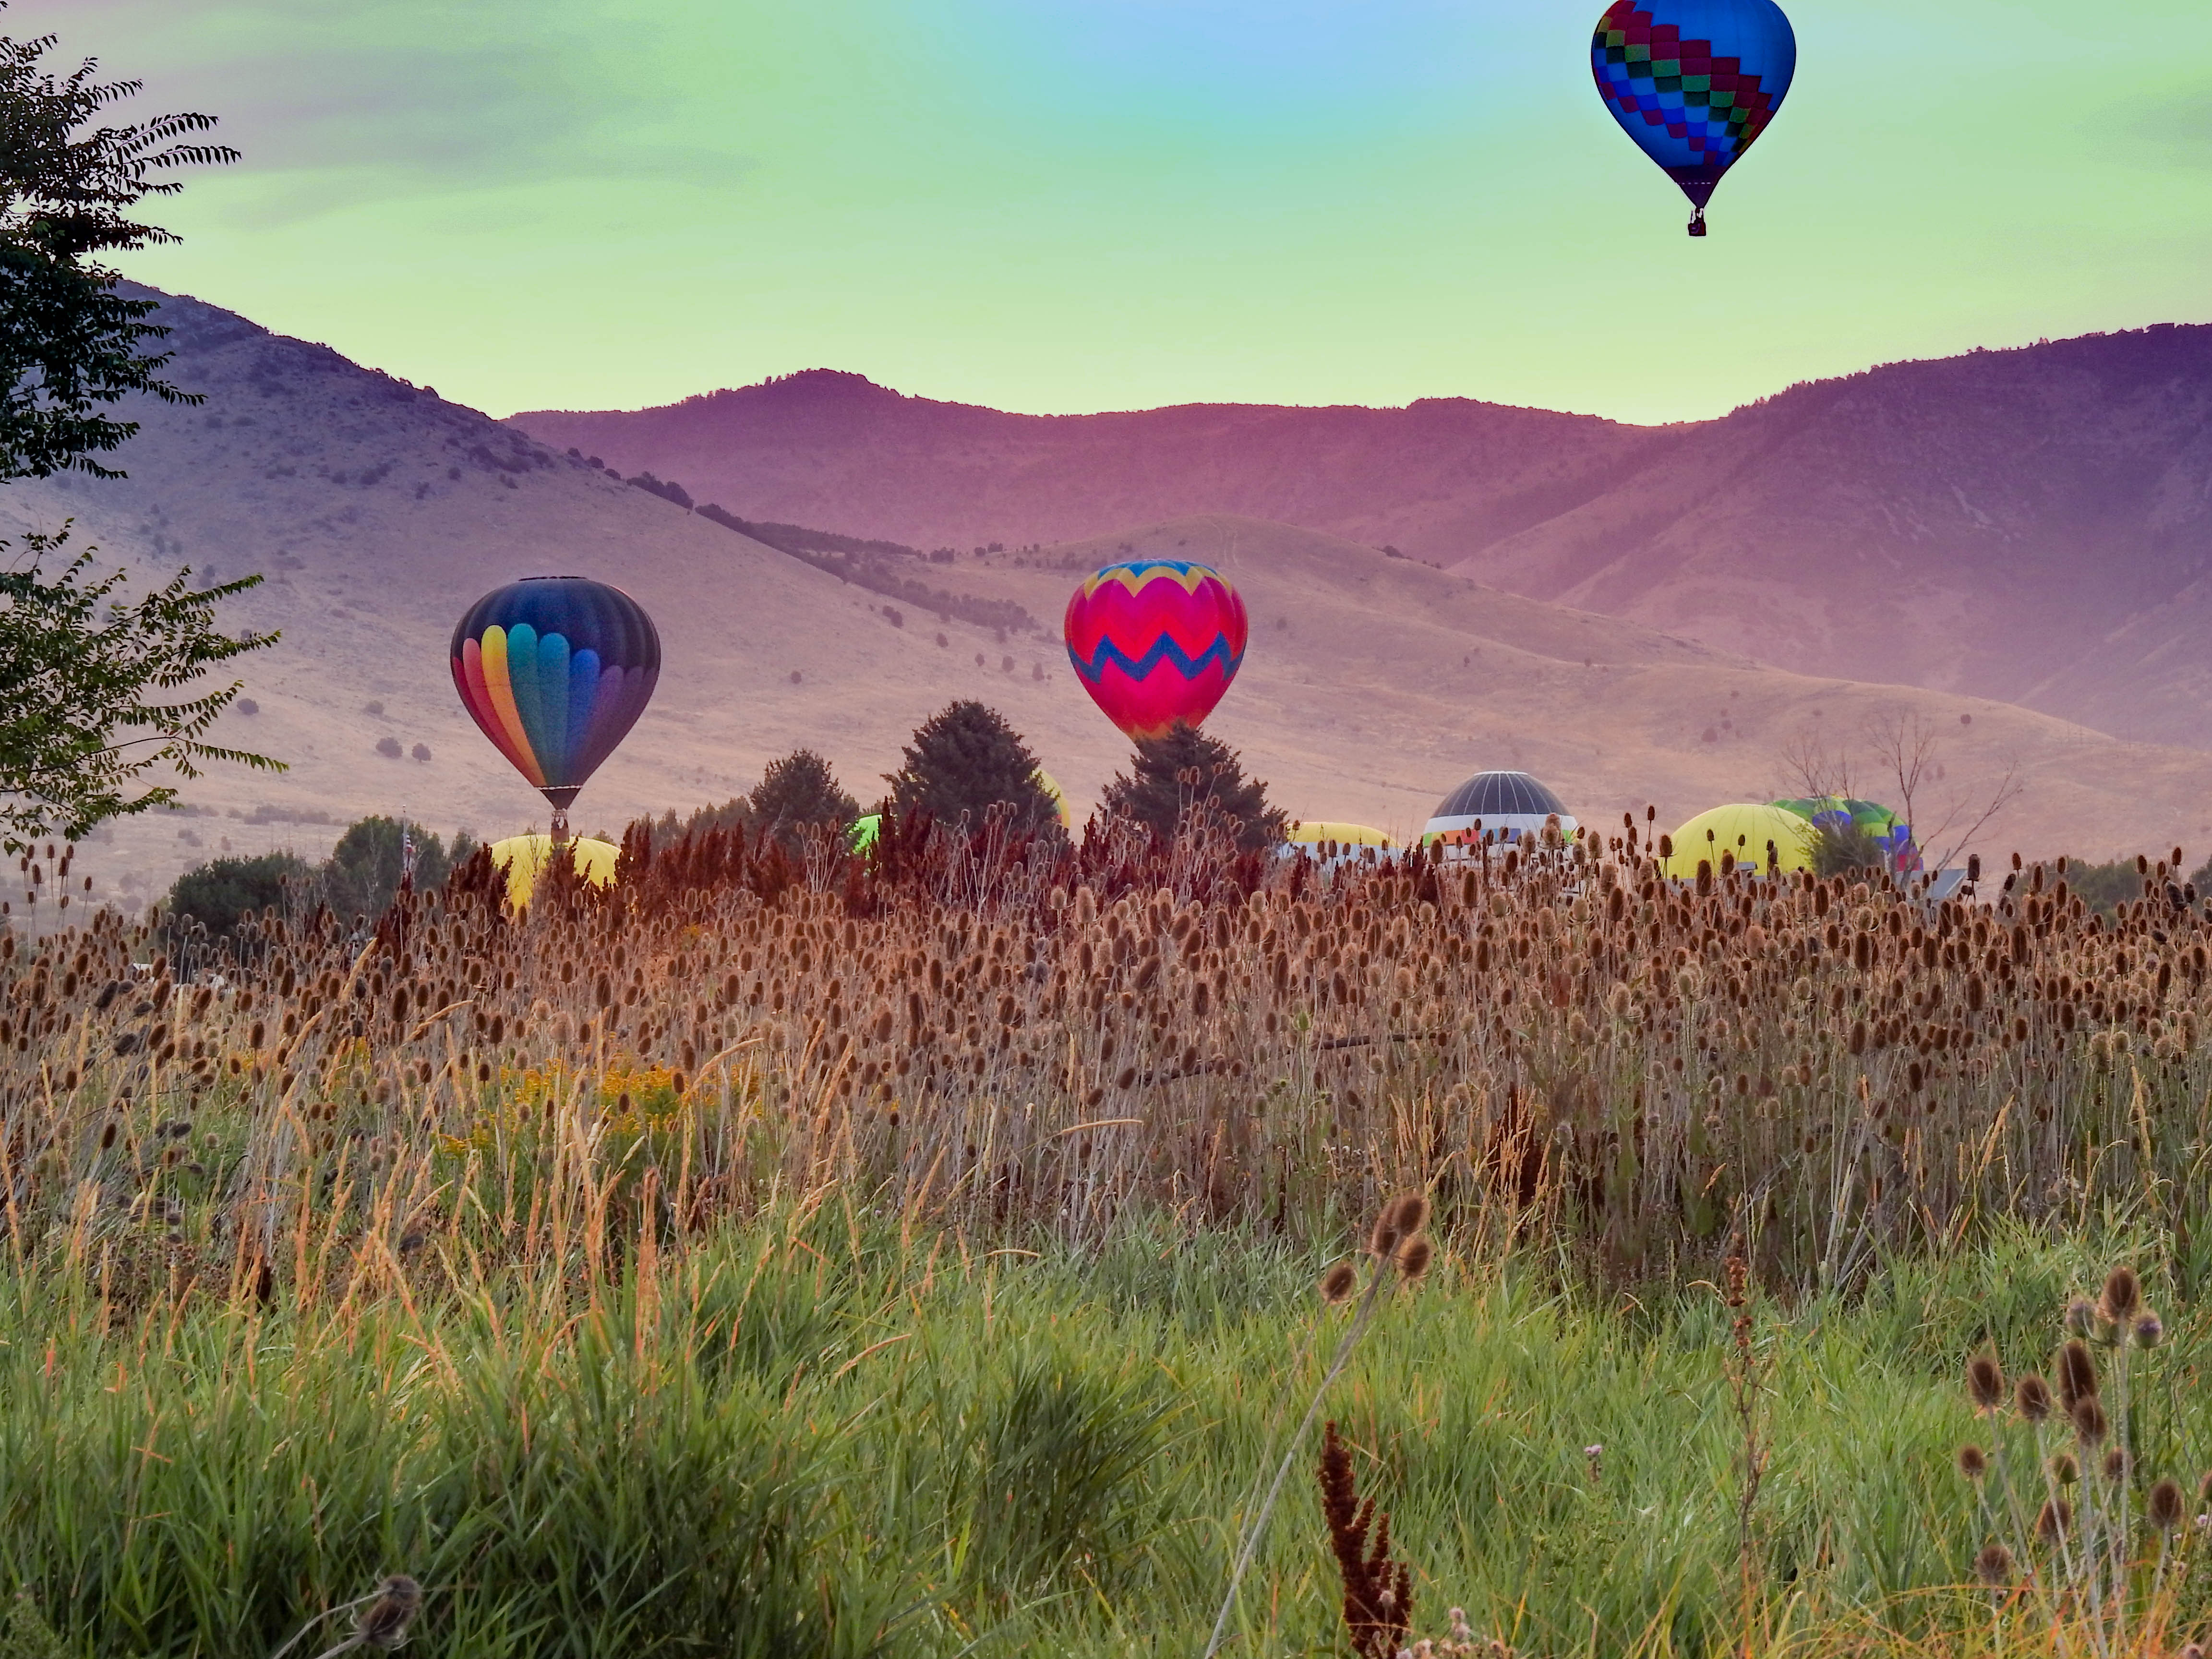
[1663,803,1814,880]
[451,577,661,811]
[1064,560,1247,739]
[1422,770,1578,855]
[1288,822,1395,848]
[488,833,621,909]
[1773,796,1921,873]
[1591,0,1796,212]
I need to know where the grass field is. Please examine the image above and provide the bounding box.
[3,818,2210,1655]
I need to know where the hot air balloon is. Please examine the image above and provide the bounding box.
[1773,796,1921,874]
[1661,803,1815,880]
[1591,0,1796,237]
[1422,771,1578,861]
[488,833,622,910]
[451,577,660,843]
[1064,560,1247,739]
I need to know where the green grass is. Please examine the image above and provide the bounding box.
[2,1205,2205,1658]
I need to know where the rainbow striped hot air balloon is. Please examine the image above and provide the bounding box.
[1064,560,1247,740]
[451,577,660,838]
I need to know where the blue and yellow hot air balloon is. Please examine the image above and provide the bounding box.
[451,577,660,839]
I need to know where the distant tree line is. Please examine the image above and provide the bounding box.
[163,816,475,942]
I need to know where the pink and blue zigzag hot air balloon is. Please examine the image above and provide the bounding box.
[1064,560,1248,741]
[451,577,660,838]
[1591,0,1796,236]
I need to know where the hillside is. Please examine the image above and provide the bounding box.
[3,287,2209,913]
[511,328,2212,749]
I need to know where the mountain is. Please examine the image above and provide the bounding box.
[4,286,2209,913]
[510,327,2212,749]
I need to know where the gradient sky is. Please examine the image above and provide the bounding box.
[28,0,2212,423]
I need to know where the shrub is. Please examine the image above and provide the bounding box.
[162,851,308,936]
[411,743,431,762]
[375,736,402,758]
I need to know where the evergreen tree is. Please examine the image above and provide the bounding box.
[1100,721,1286,852]
[317,816,456,920]
[163,851,307,938]
[888,700,1058,835]
[748,748,858,852]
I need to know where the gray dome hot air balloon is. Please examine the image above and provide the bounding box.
[1421,770,1578,860]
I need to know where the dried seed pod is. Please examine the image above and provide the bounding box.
[1957,1444,1988,1480]
[2036,1498,2072,1543]
[2051,1453,2079,1486]
[1320,1262,1358,1305]
[1396,1237,1434,1282]
[2148,1478,2186,1533]
[2100,1265,2142,1323]
[1388,1192,1431,1238]
[2057,1340,2098,1409]
[1966,1353,2004,1412]
[2071,1395,2108,1447]
[1974,1540,2014,1587]
[2015,1373,2053,1425]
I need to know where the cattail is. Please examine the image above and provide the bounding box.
[2148,1478,2186,1532]
[1966,1352,2004,1411]
[1389,1192,1431,1238]
[2058,1339,2098,1408]
[2016,1372,2053,1424]
[1974,1539,2014,1587]
[2037,1498,2072,1543]
[2072,1395,2108,1447]
[1396,1237,1434,1282]
[1957,1444,1988,1480]
[2100,1265,2141,1322]
[1321,1262,1358,1305]
[2134,1311,2164,1349]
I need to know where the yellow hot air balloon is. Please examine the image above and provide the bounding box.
[1288,822,1395,849]
[1035,769,1075,831]
[489,833,621,909]
[1661,805,1815,881]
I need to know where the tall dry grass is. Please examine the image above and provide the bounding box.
[4,814,2210,1304]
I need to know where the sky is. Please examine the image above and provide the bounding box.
[29,0,2212,423]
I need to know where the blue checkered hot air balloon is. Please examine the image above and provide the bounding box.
[1591,0,1797,237]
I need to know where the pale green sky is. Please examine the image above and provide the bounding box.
[31,0,2212,422]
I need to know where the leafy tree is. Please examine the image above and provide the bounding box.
[888,700,1058,835]
[0,528,280,849]
[317,816,458,921]
[0,25,237,477]
[1099,721,1286,853]
[748,748,858,852]
[163,850,306,938]
[0,23,276,849]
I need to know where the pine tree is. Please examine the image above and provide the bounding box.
[748,748,858,852]
[1100,721,1286,852]
[888,701,1058,835]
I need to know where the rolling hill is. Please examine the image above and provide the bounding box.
[511,327,2212,750]
[3,286,2208,913]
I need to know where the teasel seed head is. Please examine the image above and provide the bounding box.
[2148,1477,2186,1533]
[2100,1265,2142,1323]
[2064,1298,2101,1339]
[2133,1311,2164,1349]
[2052,1453,2080,1486]
[2015,1372,2053,1425]
[1321,1262,1358,1305]
[2104,1446,2128,1484]
[1974,1539,2014,1587]
[2057,1339,2099,1409]
[2036,1498,2073,1543]
[1396,1236,1434,1283]
[1966,1352,2004,1412]
[1957,1444,1988,1481]
[1369,1207,1401,1259]
[1388,1191,1431,1239]
[2071,1395,2108,1447]
[2199,1469,2212,1509]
